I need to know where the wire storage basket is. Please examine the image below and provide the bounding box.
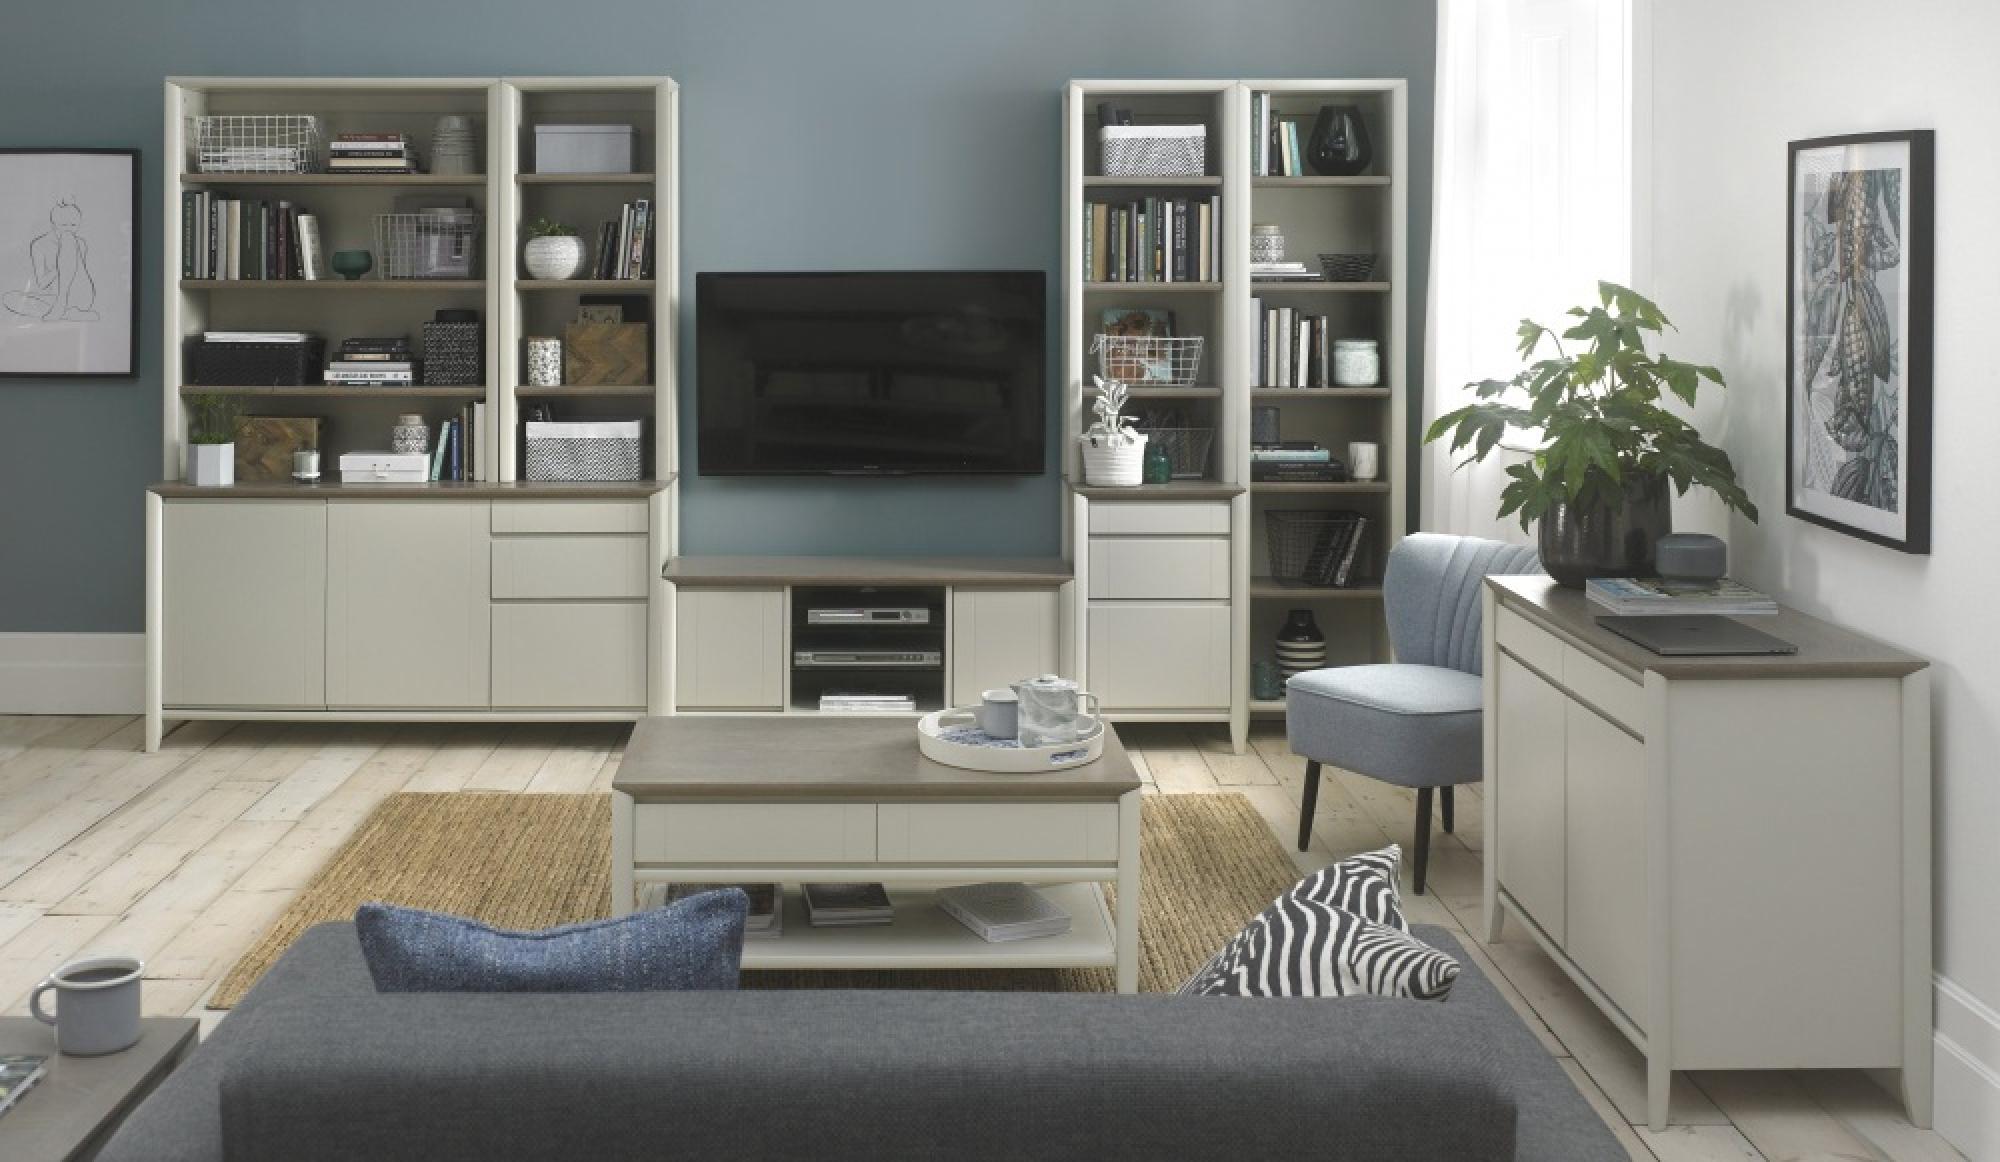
[1317,252,1379,282]
[194,115,324,174]
[1137,427,1215,479]
[1265,510,1367,587]
[373,210,484,280]
[1092,334,1205,387]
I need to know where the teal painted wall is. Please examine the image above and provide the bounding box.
[0,0,1434,632]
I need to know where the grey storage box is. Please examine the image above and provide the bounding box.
[532,124,636,174]
[524,419,643,481]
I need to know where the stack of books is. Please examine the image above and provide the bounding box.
[1585,576,1778,616]
[643,883,784,940]
[329,133,418,175]
[1255,301,1338,387]
[937,883,1072,943]
[1250,91,1307,177]
[1252,441,1343,482]
[803,883,894,928]
[181,194,324,280]
[819,693,916,714]
[1250,261,1321,282]
[325,337,414,385]
[587,199,656,280]
[1084,196,1221,284]
[427,400,486,482]
[203,330,315,345]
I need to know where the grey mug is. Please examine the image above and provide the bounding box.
[31,955,143,1056]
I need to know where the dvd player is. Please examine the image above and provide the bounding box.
[805,608,932,625]
[793,650,943,668]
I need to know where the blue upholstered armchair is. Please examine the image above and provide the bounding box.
[1286,533,1541,893]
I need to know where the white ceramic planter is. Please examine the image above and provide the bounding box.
[523,235,588,281]
[1080,434,1148,487]
[188,442,235,488]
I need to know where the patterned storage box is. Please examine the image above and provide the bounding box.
[523,420,643,481]
[1100,124,1207,177]
[186,337,325,386]
[422,321,483,386]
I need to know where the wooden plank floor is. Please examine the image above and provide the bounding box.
[0,715,1960,1161]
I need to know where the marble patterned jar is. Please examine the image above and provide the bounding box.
[1250,223,1286,265]
[525,337,563,387]
[391,413,430,455]
[1333,338,1380,387]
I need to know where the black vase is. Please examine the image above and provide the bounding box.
[1306,105,1373,177]
[1275,609,1327,678]
[1537,473,1674,588]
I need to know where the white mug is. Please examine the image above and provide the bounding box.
[31,955,144,1056]
[977,688,1018,740]
[1347,441,1380,482]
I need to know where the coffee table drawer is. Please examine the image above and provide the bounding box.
[633,803,877,863]
[877,802,1121,864]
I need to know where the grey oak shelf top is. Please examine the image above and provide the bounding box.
[181,173,486,187]
[1070,482,1246,500]
[151,478,673,499]
[1249,580,1384,599]
[1488,575,1928,682]
[179,385,485,397]
[516,279,656,291]
[1084,384,1223,399]
[1249,481,1391,494]
[515,384,656,397]
[615,716,1139,800]
[1084,174,1223,187]
[517,172,656,184]
[180,279,484,291]
[664,555,1072,587]
[1248,280,1391,293]
[1082,281,1222,294]
[1251,387,1392,399]
[0,1018,197,1160]
[1251,175,1392,188]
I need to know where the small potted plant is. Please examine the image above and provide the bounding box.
[1081,376,1149,487]
[186,393,242,488]
[1425,281,1757,586]
[522,218,586,281]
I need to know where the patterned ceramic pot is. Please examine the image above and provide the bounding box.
[1275,609,1326,679]
[525,337,563,387]
[391,414,430,455]
[523,235,587,281]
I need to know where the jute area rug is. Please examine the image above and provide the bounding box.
[211,791,1298,1008]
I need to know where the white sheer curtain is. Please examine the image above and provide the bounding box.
[1423,0,1637,539]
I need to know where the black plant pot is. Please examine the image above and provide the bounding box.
[1306,105,1373,177]
[1537,474,1673,588]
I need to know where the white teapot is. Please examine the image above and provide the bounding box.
[1010,674,1102,747]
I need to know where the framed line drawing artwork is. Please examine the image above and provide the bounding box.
[1785,130,1933,553]
[0,148,140,378]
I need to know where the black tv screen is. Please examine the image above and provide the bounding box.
[697,271,1046,475]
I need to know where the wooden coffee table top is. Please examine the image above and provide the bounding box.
[0,1018,197,1161]
[615,716,1141,800]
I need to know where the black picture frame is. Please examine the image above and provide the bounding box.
[1784,130,1933,554]
[0,147,141,379]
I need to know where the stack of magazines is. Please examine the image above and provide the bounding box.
[937,883,1072,943]
[803,883,893,927]
[1585,576,1777,616]
[642,882,783,940]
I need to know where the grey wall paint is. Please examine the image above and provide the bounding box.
[0,0,1434,633]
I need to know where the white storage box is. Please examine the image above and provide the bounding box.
[1099,124,1207,177]
[533,124,636,174]
[524,420,644,482]
[339,452,431,483]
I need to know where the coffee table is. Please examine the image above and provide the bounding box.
[612,716,1145,991]
[0,1017,197,1160]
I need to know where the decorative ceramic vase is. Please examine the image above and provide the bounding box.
[525,337,564,387]
[1305,105,1373,176]
[1537,471,1673,588]
[523,235,587,281]
[330,250,372,281]
[1332,339,1380,386]
[391,414,430,455]
[1080,433,1148,487]
[1275,609,1326,679]
[1250,223,1286,265]
[431,114,478,176]
[1251,659,1285,702]
[188,442,234,488]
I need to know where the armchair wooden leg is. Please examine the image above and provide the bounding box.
[1413,787,1434,895]
[1441,785,1455,834]
[1297,760,1322,852]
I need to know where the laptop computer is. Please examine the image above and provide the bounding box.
[1595,614,1798,657]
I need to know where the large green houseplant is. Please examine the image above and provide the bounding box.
[1425,282,1757,586]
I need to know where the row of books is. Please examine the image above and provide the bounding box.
[1251,91,1313,177]
[324,336,413,385]
[819,693,916,714]
[1084,196,1222,284]
[1257,301,1344,388]
[1585,576,1777,616]
[181,194,324,280]
[329,132,417,175]
[637,882,1072,944]
[1251,441,1344,483]
[583,199,656,280]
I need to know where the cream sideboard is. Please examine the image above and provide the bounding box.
[144,482,670,749]
[1481,576,1931,1132]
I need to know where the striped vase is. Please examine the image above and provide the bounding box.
[1275,609,1326,679]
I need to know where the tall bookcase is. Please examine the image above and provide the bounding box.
[1063,79,1408,751]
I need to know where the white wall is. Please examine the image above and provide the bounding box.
[1648,1,2000,1152]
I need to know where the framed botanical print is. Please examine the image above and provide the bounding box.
[0,148,140,378]
[1786,130,1933,553]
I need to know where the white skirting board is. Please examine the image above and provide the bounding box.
[1937,974,2000,1160]
[0,633,145,714]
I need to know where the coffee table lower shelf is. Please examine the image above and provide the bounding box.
[726,882,1117,971]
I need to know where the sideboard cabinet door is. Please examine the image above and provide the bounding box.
[326,502,490,709]
[1494,652,1568,944]
[163,501,327,708]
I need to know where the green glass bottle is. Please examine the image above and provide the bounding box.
[1142,440,1172,484]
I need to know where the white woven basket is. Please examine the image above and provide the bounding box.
[1100,124,1207,177]
[1080,434,1148,486]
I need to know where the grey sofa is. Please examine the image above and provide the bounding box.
[101,923,1621,1161]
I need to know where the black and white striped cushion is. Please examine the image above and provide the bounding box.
[1179,844,1460,1000]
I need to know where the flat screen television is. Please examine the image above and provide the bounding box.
[697,271,1045,475]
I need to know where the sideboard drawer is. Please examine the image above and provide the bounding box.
[632,803,877,864]
[491,500,648,535]
[1562,644,1645,734]
[1088,536,1230,600]
[492,535,649,599]
[1496,605,1565,676]
[877,802,1120,864]
[1089,501,1230,536]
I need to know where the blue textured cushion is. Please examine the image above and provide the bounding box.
[356,891,748,993]
[1286,664,1483,787]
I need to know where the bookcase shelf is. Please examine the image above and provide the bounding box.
[178,385,488,398]
[515,279,656,291]
[1249,480,1392,494]
[1251,175,1391,188]
[1250,387,1391,399]
[516,172,656,185]
[182,173,487,188]
[515,384,656,397]
[1247,280,1391,294]
[1249,579,1384,599]
[1084,384,1224,399]
[1081,281,1222,294]
[1083,175,1224,188]
[180,279,486,291]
